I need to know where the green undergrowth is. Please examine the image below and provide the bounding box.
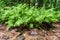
[0,4,60,30]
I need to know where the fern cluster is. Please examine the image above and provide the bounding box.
[0,4,60,30]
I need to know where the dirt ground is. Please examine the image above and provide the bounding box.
[0,24,60,40]
[0,28,60,40]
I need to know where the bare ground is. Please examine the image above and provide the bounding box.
[0,23,60,40]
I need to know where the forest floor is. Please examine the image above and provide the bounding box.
[0,23,60,40]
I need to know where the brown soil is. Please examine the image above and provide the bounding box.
[24,28,60,40]
[0,24,60,40]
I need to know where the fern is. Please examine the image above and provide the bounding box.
[0,4,60,30]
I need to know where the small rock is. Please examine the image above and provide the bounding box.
[51,22,60,28]
[2,35,9,40]
[38,36,44,40]
[28,31,38,36]
[17,35,25,40]
[52,30,60,33]
[0,25,6,31]
[54,33,60,37]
